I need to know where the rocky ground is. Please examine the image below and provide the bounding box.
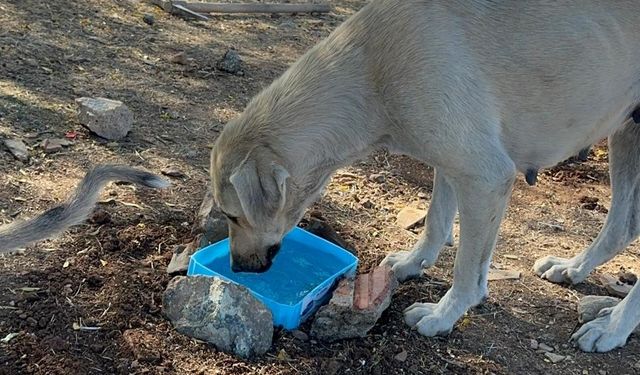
[1,1,639,374]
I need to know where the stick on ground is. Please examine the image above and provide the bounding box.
[153,1,331,14]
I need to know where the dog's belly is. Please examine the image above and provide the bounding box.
[503,98,638,173]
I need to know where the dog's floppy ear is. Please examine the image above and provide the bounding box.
[229,154,289,227]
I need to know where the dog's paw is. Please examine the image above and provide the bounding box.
[380,251,425,282]
[571,308,631,352]
[404,302,454,336]
[532,255,588,284]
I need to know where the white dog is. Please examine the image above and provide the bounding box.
[209,0,640,353]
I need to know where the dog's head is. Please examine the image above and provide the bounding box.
[210,135,305,273]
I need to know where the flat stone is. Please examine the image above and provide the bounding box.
[40,138,73,153]
[396,206,426,229]
[163,276,273,358]
[4,139,29,161]
[488,269,521,281]
[577,295,621,323]
[161,167,186,178]
[598,274,633,298]
[311,266,398,342]
[76,97,133,140]
[167,236,201,275]
[544,352,566,364]
[617,271,637,285]
[537,342,554,352]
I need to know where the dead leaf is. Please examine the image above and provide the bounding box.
[458,316,472,330]
[276,349,290,361]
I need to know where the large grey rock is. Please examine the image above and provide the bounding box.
[76,97,133,140]
[163,276,273,358]
[3,139,28,161]
[311,266,398,342]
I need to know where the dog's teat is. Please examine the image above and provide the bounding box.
[525,168,538,186]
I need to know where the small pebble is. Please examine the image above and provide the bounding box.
[394,349,408,362]
[361,200,375,209]
[529,339,538,350]
[538,343,554,352]
[545,352,565,363]
[368,173,385,183]
[168,52,188,65]
[143,14,155,26]
[162,167,186,178]
[291,330,309,342]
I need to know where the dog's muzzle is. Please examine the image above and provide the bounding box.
[230,243,281,273]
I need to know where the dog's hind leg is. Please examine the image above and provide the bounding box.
[404,154,516,336]
[381,169,457,281]
[572,277,640,352]
[534,121,640,284]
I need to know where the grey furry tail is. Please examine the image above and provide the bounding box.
[0,165,170,253]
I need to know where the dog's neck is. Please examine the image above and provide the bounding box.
[215,1,401,214]
[233,9,392,179]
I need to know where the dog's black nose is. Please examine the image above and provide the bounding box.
[267,243,281,260]
[230,257,274,273]
[231,262,243,273]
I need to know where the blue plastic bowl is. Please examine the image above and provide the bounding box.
[187,226,358,330]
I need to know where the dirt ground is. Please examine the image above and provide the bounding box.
[1,1,639,374]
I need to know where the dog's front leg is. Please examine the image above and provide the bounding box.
[404,162,515,336]
[381,169,457,281]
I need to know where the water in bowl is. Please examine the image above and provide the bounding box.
[204,236,342,305]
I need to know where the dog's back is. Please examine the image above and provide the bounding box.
[354,0,640,171]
